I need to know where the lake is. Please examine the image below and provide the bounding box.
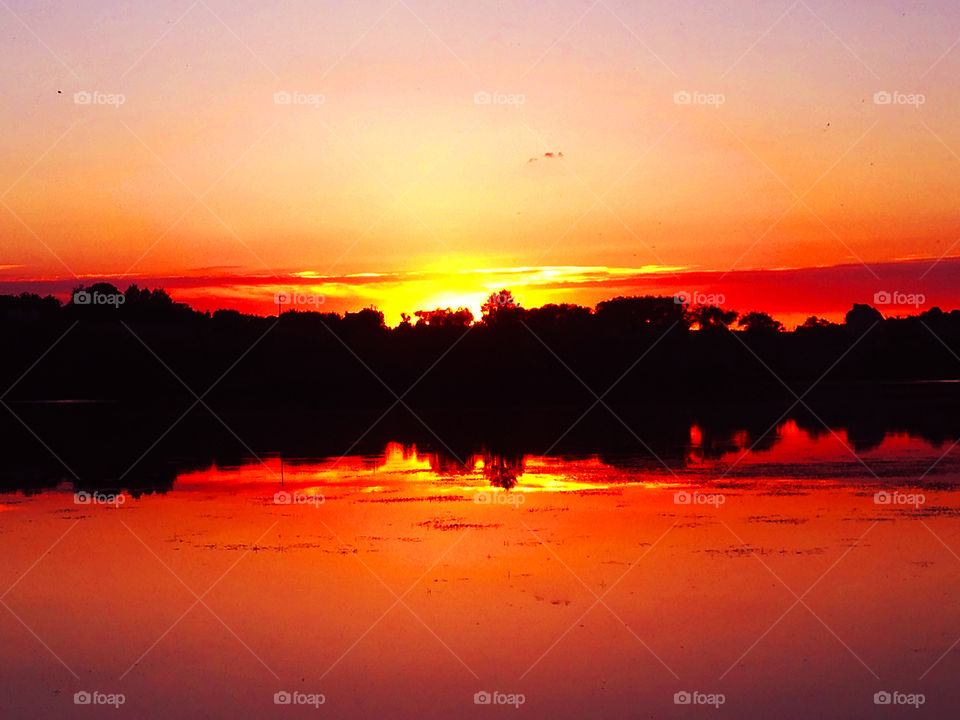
[1,420,958,718]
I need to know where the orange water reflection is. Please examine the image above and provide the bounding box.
[1,431,959,718]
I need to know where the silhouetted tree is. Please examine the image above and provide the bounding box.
[481,290,523,325]
[738,311,784,333]
[692,304,738,330]
[0,292,60,319]
[595,295,689,329]
[525,303,592,333]
[800,315,833,329]
[845,303,883,333]
[342,307,385,333]
[413,307,473,328]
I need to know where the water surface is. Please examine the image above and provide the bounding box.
[2,423,958,718]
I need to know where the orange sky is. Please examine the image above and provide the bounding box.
[2,0,959,323]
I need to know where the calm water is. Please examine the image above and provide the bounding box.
[2,422,959,718]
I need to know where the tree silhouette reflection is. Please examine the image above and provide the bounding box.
[482,452,525,489]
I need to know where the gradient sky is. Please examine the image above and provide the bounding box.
[2,0,959,324]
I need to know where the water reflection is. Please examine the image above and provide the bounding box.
[481,453,524,490]
[155,421,960,501]
[2,398,960,497]
[2,421,960,719]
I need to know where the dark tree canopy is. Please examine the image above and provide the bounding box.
[481,290,523,325]
[845,303,884,332]
[2,284,959,413]
[414,307,474,328]
[595,295,690,329]
[739,311,785,333]
[691,304,739,330]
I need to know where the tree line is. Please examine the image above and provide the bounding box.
[1,283,959,409]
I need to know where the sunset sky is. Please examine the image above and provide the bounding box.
[2,0,959,325]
